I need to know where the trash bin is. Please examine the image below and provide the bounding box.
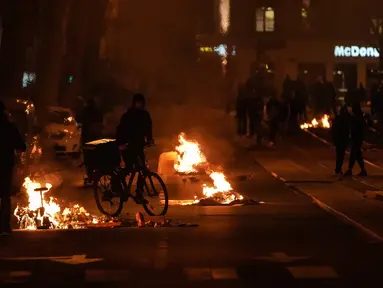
[83,138,120,174]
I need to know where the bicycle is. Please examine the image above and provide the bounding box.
[92,143,169,217]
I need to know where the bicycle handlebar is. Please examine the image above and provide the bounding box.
[119,142,155,151]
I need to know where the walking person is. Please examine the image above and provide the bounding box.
[235,83,247,137]
[0,100,27,235]
[331,105,350,176]
[344,103,367,176]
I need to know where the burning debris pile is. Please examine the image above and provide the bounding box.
[300,114,331,130]
[174,133,243,204]
[14,177,103,230]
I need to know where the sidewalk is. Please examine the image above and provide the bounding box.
[243,137,383,242]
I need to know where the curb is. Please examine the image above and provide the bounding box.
[254,160,383,243]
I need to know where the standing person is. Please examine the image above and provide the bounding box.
[281,77,295,132]
[235,83,247,137]
[116,93,153,202]
[312,76,326,115]
[331,105,350,176]
[344,103,367,176]
[78,98,104,184]
[265,91,280,146]
[325,81,337,115]
[370,81,379,116]
[295,77,308,121]
[0,100,27,235]
[245,76,264,144]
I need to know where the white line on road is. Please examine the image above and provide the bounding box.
[254,252,309,263]
[304,129,383,170]
[85,270,131,282]
[154,237,168,269]
[0,255,104,265]
[269,171,383,243]
[211,268,238,280]
[287,266,338,279]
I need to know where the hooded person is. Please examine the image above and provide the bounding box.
[344,103,367,176]
[116,93,153,203]
[0,100,26,235]
[116,93,153,169]
[331,105,350,175]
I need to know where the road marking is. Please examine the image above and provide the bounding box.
[269,170,383,242]
[211,268,238,280]
[1,255,104,265]
[184,268,211,280]
[304,129,383,170]
[154,238,168,269]
[85,270,131,282]
[0,271,31,283]
[287,266,338,279]
[254,252,309,263]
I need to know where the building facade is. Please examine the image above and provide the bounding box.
[196,0,383,95]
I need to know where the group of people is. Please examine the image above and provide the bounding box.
[332,102,367,177]
[236,74,336,146]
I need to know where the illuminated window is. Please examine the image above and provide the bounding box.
[255,7,275,32]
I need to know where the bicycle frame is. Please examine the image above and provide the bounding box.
[118,148,152,202]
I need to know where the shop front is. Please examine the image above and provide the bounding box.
[265,40,380,95]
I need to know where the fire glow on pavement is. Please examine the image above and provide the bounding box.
[174,133,243,204]
[300,114,331,130]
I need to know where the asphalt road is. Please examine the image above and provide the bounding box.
[2,143,383,287]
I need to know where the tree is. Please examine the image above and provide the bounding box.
[0,0,36,99]
[34,0,72,120]
[370,17,383,71]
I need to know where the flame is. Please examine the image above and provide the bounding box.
[174,133,206,173]
[300,114,331,130]
[174,133,243,204]
[14,177,100,230]
[202,172,243,204]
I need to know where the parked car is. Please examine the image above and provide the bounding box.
[44,106,82,156]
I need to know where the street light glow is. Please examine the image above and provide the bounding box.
[219,0,230,35]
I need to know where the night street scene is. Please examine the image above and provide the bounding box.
[3,1,383,287]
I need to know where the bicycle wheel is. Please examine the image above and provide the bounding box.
[141,172,169,216]
[94,174,124,217]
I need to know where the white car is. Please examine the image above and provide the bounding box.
[44,106,82,156]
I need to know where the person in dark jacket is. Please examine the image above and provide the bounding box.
[266,91,280,146]
[116,93,153,170]
[79,98,104,184]
[236,83,247,137]
[79,98,104,145]
[331,105,350,175]
[345,103,367,176]
[0,100,26,235]
[245,77,264,144]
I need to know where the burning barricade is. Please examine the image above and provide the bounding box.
[300,114,331,130]
[172,133,244,205]
[14,177,103,230]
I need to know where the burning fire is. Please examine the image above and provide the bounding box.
[202,171,243,204]
[14,177,100,230]
[174,133,243,204]
[300,114,331,130]
[174,133,206,174]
